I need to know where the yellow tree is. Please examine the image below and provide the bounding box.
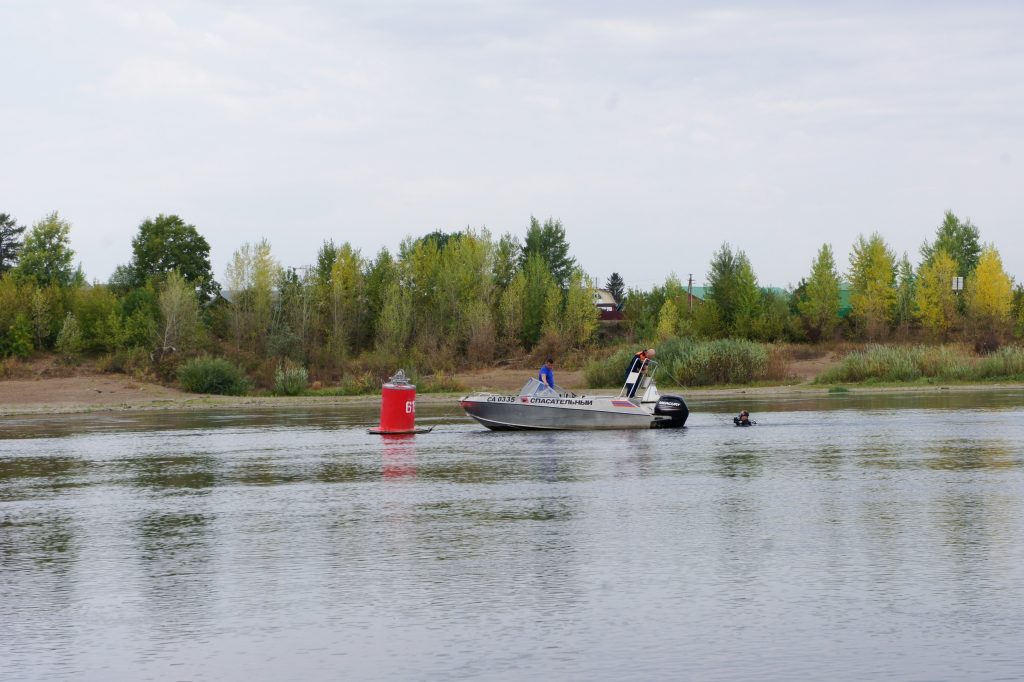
[656,298,679,341]
[225,239,280,351]
[914,249,959,339]
[966,245,1013,341]
[561,271,599,349]
[848,233,896,339]
[328,243,365,357]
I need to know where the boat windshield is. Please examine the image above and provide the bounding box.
[519,378,558,397]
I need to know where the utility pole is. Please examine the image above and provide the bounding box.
[687,274,694,313]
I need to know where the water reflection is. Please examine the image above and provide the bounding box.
[134,510,216,641]
[381,434,417,479]
[129,454,218,490]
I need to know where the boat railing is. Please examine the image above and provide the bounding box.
[618,358,659,399]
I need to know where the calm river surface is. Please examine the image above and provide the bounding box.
[3,391,1024,681]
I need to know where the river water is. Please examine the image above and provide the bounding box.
[2,391,1024,681]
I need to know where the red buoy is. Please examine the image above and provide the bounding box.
[368,370,433,435]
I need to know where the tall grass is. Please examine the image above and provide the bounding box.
[815,344,1024,384]
[975,346,1024,379]
[583,348,635,388]
[273,362,309,396]
[584,339,788,388]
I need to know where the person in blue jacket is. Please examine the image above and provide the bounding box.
[539,357,555,389]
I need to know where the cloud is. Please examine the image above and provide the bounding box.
[3,0,1024,285]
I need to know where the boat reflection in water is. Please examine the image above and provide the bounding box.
[459,359,688,431]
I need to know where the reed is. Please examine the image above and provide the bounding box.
[815,344,1024,384]
[584,339,787,388]
[272,362,309,396]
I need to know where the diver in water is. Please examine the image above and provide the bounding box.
[733,410,752,426]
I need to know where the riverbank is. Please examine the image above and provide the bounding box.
[3,372,1024,416]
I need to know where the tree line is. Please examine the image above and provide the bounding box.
[1,208,1022,388]
[624,211,1022,350]
[0,212,598,384]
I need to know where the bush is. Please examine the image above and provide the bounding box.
[304,372,379,396]
[97,347,151,377]
[1,313,34,358]
[412,371,464,393]
[273,362,309,396]
[177,356,250,395]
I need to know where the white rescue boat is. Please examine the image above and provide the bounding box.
[459,358,688,431]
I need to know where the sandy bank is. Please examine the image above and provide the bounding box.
[2,372,1023,417]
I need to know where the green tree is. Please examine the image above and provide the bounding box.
[848,233,897,339]
[704,244,741,337]
[893,253,917,336]
[14,212,81,288]
[314,240,340,287]
[438,230,495,353]
[798,244,841,342]
[492,233,520,291]
[731,256,761,338]
[606,272,626,305]
[272,268,314,361]
[376,281,411,358]
[520,252,557,348]
[73,285,121,353]
[519,217,576,289]
[124,214,217,298]
[363,248,397,349]
[920,210,981,282]
[0,213,27,275]
[705,243,761,338]
[755,289,795,342]
[915,249,959,339]
[398,235,444,347]
[1013,284,1024,339]
[498,271,526,352]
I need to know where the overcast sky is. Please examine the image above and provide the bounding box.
[2,1,1022,289]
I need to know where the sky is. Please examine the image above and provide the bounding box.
[2,0,1022,290]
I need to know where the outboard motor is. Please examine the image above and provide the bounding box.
[652,394,689,428]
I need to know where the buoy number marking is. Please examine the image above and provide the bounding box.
[405,400,415,414]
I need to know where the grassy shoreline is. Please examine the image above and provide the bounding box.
[3,380,1023,417]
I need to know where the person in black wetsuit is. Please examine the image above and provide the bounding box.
[733,410,752,426]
